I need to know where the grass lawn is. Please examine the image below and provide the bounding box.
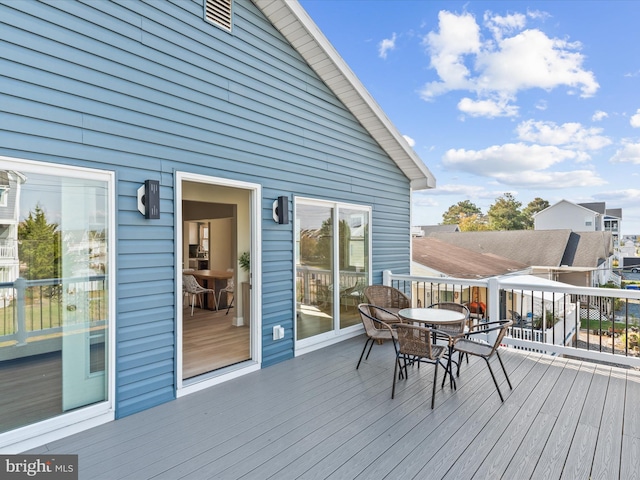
[581,318,638,332]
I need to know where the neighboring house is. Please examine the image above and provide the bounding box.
[411,237,578,348]
[412,237,529,279]
[415,224,461,236]
[534,200,622,247]
[0,0,435,451]
[427,230,614,287]
[412,236,529,311]
[0,171,24,289]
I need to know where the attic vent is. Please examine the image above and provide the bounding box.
[205,0,232,31]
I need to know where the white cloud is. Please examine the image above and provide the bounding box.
[420,11,480,99]
[630,109,640,128]
[412,191,440,207]
[535,100,548,111]
[426,183,490,197]
[610,142,640,164]
[378,33,397,59]
[420,10,598,117]
[592,110,608,121]
[516,120,611,151]
[483,11,526,41]
[597,189,640,202]
[458,97,518,117]
[403,134,416,147]
[492,170,606,188]
[443,143,585,175]
[441,143,604,188]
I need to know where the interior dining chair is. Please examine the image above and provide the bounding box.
[183,274,216,316]
[392,323,449,408]
[217,269,235,314]
[452,319,514,402]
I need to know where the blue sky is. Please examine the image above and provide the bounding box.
[299,0,640,234]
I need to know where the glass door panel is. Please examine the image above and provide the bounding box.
[0,166,110,434]
[296,204,334,340]
[338,208,369,329]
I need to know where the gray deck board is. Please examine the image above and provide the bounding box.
[589,367,625,479]
[470,356,563,479]
[27,335,640,480]
[530,362,596,480]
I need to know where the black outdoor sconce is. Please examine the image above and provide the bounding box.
[137,179,160,219]
[272,195,289,224]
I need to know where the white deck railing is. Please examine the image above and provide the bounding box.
[384,271,640,368]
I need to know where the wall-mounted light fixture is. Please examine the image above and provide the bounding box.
[272,195,289,224]
[137,180,160,219]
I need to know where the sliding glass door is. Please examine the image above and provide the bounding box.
[295,199,370,345]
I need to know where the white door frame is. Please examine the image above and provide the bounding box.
[175,171,262,397]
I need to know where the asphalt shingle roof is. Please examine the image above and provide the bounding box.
[412,237,529,278]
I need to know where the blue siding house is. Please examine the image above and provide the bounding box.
[0,0,434,452]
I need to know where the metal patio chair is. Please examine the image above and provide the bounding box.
[452,319,514,402]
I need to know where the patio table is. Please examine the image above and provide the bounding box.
[398,307,467,388]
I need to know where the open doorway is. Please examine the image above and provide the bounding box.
[178,176,256,383]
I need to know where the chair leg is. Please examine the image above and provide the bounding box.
[356,338,372,369]
[364,338,375,360]
[431,361,439,409]
[484,357,504,402]
[442,355,456,390]
[495,351,512,390]
[392,354,400,399]
[225,294,234,315]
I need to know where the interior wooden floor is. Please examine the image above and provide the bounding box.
[182,304,250,380]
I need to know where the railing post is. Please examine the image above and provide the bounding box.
[487,276,500,322]
[382,270,391,286]
[15,276,27,346]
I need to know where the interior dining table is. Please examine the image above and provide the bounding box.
[191,269,233,310]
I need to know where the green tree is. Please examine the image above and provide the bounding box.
[458,213,491,231]
[522,197,550,229]
[488,193,527,230]
[18,204,61,280]
[441,200,482,225]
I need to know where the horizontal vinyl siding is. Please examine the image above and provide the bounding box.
[0,0,413,416]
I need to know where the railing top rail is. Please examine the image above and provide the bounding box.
[387,271,640,300]
[0,274,107,289]
[385,273,489,288]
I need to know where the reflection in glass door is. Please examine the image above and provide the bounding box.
[295,200,370,343]
[295,204,334,340]
[0,164,111,435]
[338,207,369,329]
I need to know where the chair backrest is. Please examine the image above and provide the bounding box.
[491,319,513,354]
[428,302,471,334]
[357,304,395,336]
[183,274,201,293]
[395,323,437,359]
[428,302,470,317]
[470,319,514,356]
[363,285,410,309]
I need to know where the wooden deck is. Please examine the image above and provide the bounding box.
[30,335,640,479]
